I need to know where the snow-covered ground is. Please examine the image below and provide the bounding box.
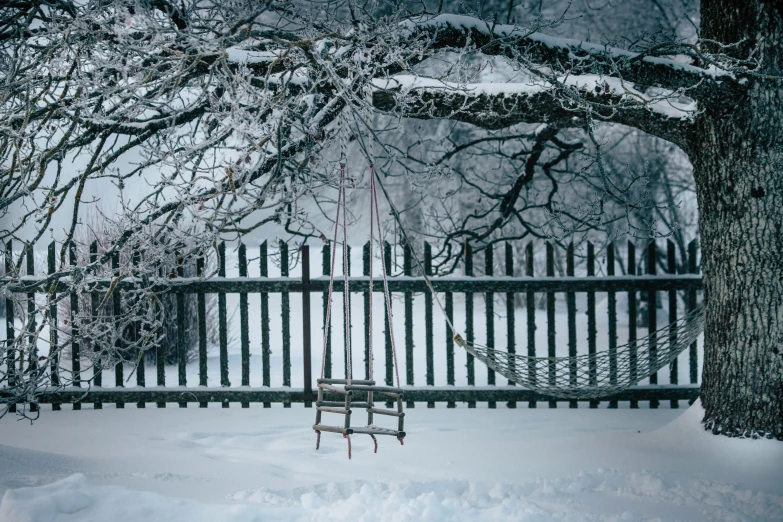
[1,400,781,521]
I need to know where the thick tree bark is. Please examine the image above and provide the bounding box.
[691,0,783,439]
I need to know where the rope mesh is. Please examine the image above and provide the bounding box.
[459,304,704,399]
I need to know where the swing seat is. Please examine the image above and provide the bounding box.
[314,378,406,454]
[315,164,407,458]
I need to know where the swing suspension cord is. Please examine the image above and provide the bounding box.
[370,163,402,389]
[320,160,401,388]
[319,162,346,381]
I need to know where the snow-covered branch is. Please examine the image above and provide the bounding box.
[372,74,695,145]
[400,14,742,103]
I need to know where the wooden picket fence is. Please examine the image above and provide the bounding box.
[2,238,702,410]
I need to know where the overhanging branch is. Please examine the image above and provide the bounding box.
[372,77,693,146]
[401,14,741,103]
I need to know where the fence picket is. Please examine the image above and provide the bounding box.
[505,243,516,409]
[363,242,371,382]
[176,252,186,408]
[69,243,81,410]
[322,243,332,380]
[424,242,434,408]
[647,242,659,409]
[465,243,475,408]
[688,240,699,390]
[155,260,165,409]
[485,245,496,409]
[27,244,38,412]
[197,255,208,408]
[301,245,312,407]
[384,241,393,389]
[587,242,598,409]
[344,244,352,381]
[90,241,103,409]
[5,241,15,413]
[607,243,618,409]
[111,251,125,409]
[566,243,577,409]
[47,242,60,411]
[280,240,291,407]
[546,242,556,409]
[132,249,144,409]
[628,241,638,409]
[445,286,455,409]
[404,243,415,408]
[525,242,536,409]
[260,241,271,408]
[239,243,250,408]
[668,240,678,409]
[218,241,229,408]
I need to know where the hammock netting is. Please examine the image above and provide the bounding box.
[458,304,705,399]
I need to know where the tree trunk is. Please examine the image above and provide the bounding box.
[692,0,783,439]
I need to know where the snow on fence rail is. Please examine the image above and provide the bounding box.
[2,238,702,411]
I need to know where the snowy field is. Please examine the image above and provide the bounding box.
[1,400,782,521]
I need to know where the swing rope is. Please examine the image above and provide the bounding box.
[319,162,346,382]
[370,163,402,389]
[320,161,401,388]
[367,163,705,399]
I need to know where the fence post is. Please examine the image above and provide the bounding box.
[465,242,475,408]
[485,245,496,409]
[5,241,15,413]
[505,243,516,409]
[566,243,577,409]
[546,242,556,409]
[48,242,61,411]
[587,242,598,409]
[69,243,81,410]
[239,243,250,408]
[260,241,271,408]
[647,241,659,409]
[301,245,312,407]
[607,243,618,409]
[627,241,638,409]
[196,255,208,408]
[525,241,536,409]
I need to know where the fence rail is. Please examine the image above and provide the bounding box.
[2,238,702,410]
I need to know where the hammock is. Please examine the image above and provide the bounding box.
[372,166,705,400]
[455,304,704,399]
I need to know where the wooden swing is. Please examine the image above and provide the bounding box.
[313,162,405,459]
